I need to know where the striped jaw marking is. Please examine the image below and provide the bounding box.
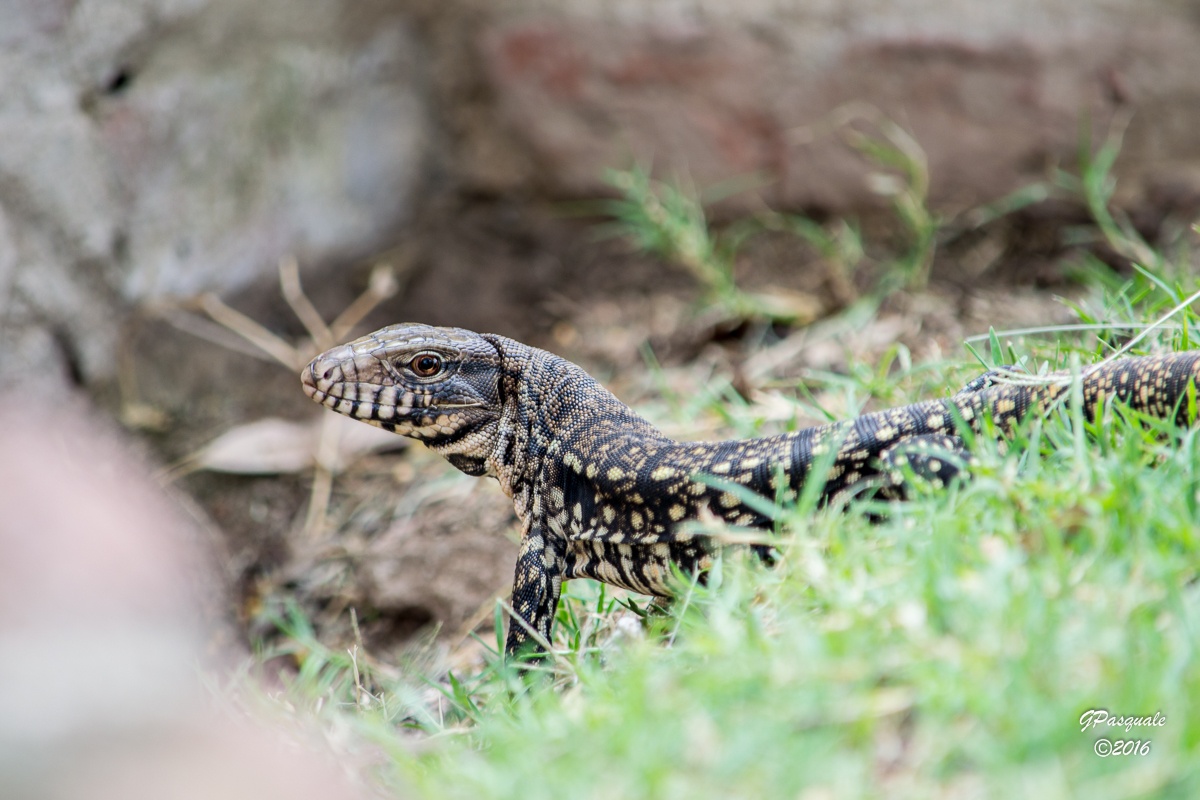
[301,323,501,441]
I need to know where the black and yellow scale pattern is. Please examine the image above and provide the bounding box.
[302,323,1200,656]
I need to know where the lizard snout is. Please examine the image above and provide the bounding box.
[301,345,353,403]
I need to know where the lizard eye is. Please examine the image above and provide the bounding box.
[408,353,443,378]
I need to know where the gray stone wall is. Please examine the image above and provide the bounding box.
[2,0,1198,390]
[461,0,1200,211]
[0,0,431,386]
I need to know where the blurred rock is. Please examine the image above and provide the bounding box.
[460,0,1200,217]
[0,398,369,800]
[0,0,431,387]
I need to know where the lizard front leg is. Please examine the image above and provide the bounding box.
[505,523,567,659]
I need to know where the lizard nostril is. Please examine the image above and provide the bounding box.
[302,355,341,394]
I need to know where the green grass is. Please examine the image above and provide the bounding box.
[598,115,967,316]
[237,125,1200,798]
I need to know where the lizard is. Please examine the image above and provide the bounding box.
[300,323,1200,657]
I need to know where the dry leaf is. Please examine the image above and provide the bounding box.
[193,415,404,475]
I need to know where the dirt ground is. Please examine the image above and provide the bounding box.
[117,196,1102,667]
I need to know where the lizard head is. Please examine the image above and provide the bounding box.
[301,323,506,472]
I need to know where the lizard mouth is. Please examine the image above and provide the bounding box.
[301,358,482,424]
[300,366,324,402]
[301,350,403,422]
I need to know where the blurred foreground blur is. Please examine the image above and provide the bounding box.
[0,398,370,800]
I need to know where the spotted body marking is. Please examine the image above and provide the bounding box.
[303,324,1200,657]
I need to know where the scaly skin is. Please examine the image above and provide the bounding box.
[302,323,1200,656]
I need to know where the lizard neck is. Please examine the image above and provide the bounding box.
[479,334,667,524]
